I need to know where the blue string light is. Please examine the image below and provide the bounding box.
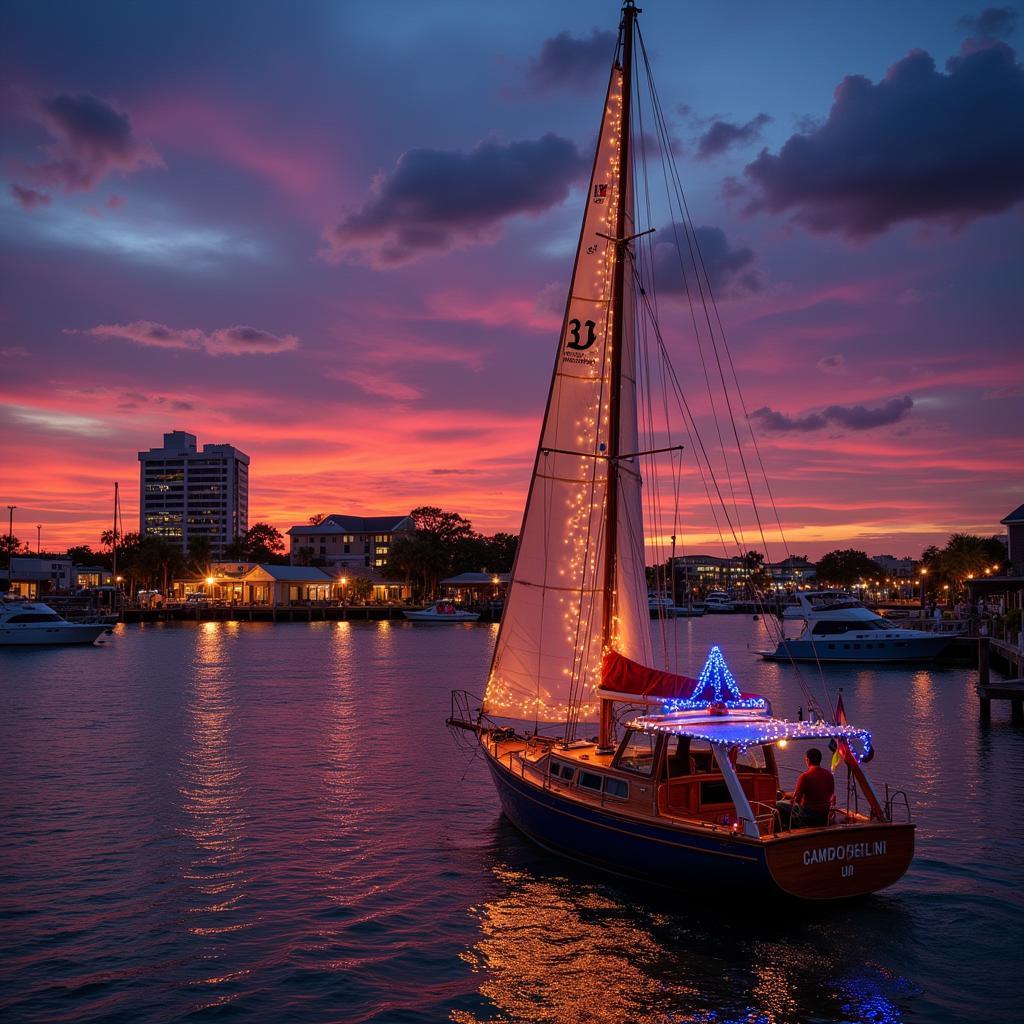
[662,646,769,713]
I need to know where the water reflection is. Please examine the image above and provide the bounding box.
[178,623,252,1001]
[454,822,915,1024]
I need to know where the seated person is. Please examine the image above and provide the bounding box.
[776,747,834,829]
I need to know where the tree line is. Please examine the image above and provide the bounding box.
[383,506,518,599]
[0,523,287,595]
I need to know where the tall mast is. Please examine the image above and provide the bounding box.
[598,1,637,750]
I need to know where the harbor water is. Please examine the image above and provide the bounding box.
[2,616,1022,1023]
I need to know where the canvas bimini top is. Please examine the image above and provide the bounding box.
[626,710,874,762]
[618,644,874,762]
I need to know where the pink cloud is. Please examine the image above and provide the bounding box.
[136,97,334,205]
[333,370,422,401]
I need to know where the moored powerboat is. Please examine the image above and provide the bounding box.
[761,590,954,662]
[648,594,678,617]
[0,599,110,646]
[404,601,480,623]
[704,590,735,613]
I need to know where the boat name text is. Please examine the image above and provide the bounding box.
[803,840,886,866]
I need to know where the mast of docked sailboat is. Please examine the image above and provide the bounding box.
[111,481,119,613]
[598,0,637,752]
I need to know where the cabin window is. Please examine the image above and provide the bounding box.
[578,771,602,792]
[8,613,62,623]
[614,731,657,776]
[699,780,732,805]
[665,736,694,778]
[689,740,715,774]
[734,746,768,771]
[604,777,629,800]
[550,761,574,781]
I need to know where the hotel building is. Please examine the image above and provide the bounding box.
[286,514,414,570]
[138,430,249,556]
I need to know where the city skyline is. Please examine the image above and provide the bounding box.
[2,2,1022,559]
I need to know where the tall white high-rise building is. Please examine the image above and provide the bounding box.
[138,431,249,556]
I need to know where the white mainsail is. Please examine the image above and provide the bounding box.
[484,64,652,725]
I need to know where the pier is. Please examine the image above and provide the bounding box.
[119,603,502,624]
[977,636,1024,724]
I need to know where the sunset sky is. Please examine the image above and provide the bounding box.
[2,1,1022,560]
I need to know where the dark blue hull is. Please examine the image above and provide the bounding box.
[486,752,771,889]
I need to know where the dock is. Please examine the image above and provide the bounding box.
[976,636,1024,724]
[119,603,501,624]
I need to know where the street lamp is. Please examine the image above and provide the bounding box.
[36,524,41,555]
[919,567,928,609]
[340,576,347,604]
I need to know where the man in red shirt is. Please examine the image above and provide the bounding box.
[779,747,834,829]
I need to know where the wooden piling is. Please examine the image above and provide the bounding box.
[979,637,991,722]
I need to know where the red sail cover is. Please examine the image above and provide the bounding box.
[601,650,698,700]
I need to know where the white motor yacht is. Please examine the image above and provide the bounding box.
[703,591,735,613]
[760,590,954,662]
[0,599,110,646]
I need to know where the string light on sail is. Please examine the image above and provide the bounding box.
[662,645,769,713]
[482,66,633,724]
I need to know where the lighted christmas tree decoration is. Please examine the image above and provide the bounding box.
[663,645,769,713]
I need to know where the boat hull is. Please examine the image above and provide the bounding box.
[485,748,913,899]
[760,635,951,662]
[0,624,108,646]
[485,751,769,888]
[764,823,915,900]
[403,610,480,622]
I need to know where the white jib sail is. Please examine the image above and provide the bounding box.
[484,65,652,725]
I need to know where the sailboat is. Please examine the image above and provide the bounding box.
[449,2,913,899]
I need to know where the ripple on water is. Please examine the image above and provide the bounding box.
[1,618,1022,1023]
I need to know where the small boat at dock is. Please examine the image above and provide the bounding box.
[404,601,480,623]
[0,599,111,646]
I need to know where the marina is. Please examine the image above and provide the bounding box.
[3,0,1023,1020]
[2,615,1021,1022]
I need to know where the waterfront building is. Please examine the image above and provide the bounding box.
[7,556,72,597]
[138,431,249,557]
[872,554,916,578]
[671,554,750,590]
[172,563,410,606]
[439,571,510,605]
[966,502,1024,613]
[286,513,414,570]
[73,565,114,589]
[767,556,816,588]
[1001,503,1024,575]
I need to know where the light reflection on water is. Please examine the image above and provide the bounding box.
[0,616,1021,1023]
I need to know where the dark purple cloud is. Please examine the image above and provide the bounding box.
[323,134,587,267]
[21,93,161,193]
[84,321,298,356]
[816,354,847,375]
[752,396,914,432]
[10,184,51,209]
[697,113,770,159]
[957,7,1016,39]
[526,29,616,93]
[739,42,1024,237]
[651,225,760,297]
